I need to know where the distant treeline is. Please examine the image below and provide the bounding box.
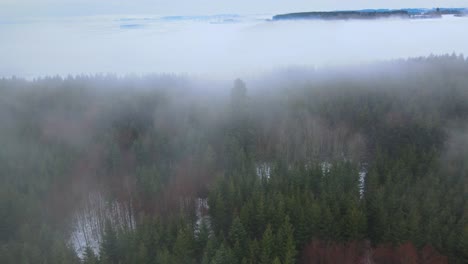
[0,54,467,264]
[272,8,468,21]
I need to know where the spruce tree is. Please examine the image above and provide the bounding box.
[100,221,119,264]
[278,216,297,264]
[260,225,274,264]
[173,227,195,264]
[229,217,248,262]
[83,247,98,264]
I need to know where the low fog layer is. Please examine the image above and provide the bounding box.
[1,56,467,263]
[1,14,467,78]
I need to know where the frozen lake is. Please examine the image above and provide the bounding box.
[1,14,467,78]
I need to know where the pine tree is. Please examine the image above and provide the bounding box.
[272,257,282,264]
[254,194,266,238]
[156,247,172,264]
[260,225,274,264]
[83,247,98,264]
[460,224,468,263]
[343,200,366,240]
[211,191,228,235]
[196,218,211,260]
[173,227,195,264]
[247,239,260,264]
[202,236,218,264]
[100,221,119,264]
[278,216,297,264]
[136,242,148,264]
[211,243,235,264]
[229,217,248,263]
[319,204,334,239]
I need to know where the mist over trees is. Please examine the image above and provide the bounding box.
[0,55,467,263]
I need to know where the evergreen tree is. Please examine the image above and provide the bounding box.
[228,217,248,263]
[277,216,297,264]
[100,221,119,264]
[460,224,468,263]
[173,226,195,264]
[247,239,260,264]
[211,243,235,264]
[83,247,98,264]
[202,236,218,264]
[135,242,148,264]
[260,225,274,264]
[196,218,211,261]
[272,257,282,264]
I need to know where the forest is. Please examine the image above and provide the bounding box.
[0,55,467,264]
[272,8,467,20]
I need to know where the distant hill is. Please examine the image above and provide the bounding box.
[272,8,467,21]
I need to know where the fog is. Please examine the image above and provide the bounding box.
[1,52,467,262]
[1,14,467,79]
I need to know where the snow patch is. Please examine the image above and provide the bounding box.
[69,192,136,258]
[256,162,271,180]
[321,162,332,175]
[359,164,368,199]
[194,197,211,236]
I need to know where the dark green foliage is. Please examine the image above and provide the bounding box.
[100,221,119,264]
[83,247,99,264]
[229,217,248,262]
[277,216,297,264]
[260,225,275,264]
[173,226,196,264]
[210,243,235,264]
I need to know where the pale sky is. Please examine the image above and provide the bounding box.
[2,0,468,18]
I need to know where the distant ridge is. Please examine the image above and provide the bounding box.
[272,8,468,21]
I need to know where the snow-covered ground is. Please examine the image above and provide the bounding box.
[321,162,332,175]
[194,197,211,236]
[69,192,135,258]
[359,169,367,199]
[69,160,367,257]
[256,162,272,180]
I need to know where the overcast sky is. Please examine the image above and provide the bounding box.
[2,0,468,18]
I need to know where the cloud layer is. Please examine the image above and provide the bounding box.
[1,14,467,79]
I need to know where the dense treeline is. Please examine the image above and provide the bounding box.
[0,55,467,263]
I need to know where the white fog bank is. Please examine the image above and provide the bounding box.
[1,14,467,79]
